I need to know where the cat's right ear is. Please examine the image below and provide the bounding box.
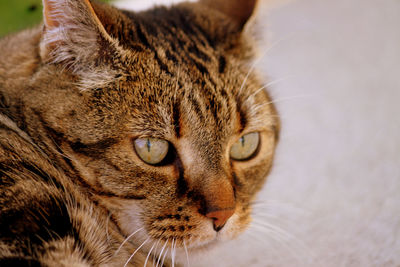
[40,0,120,89]
[199,0,258,29]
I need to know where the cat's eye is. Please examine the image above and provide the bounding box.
[134,138,169,165]
[230,132,260,161]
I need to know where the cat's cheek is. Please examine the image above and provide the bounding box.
[114,203,150,243]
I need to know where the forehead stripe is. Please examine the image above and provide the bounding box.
[172,100,182,138]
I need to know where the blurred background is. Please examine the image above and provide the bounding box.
[2,0,399,266]
[0,0,43,36]
[0,0,109,36]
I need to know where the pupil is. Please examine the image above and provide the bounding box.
[240,136,245,147]
[146,139,151,152]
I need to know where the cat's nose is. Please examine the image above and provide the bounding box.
[206,208,235,231]
[195,172,236,231]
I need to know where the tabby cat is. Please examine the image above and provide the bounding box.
[0,0,279,266]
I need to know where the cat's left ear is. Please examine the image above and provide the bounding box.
[40,0,120,89]
[199,0,258,29]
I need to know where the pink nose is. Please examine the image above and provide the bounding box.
[206,208,235,231]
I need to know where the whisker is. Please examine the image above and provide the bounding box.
[253,212,287,221]
[252,220,297,242]
[264,94,312,105]
[156,239,169,267]
[124,237,149,267]
[160,246,170,267]
[151,238,162,266]
[171,238,176,267]
[248,224,297,260]
[238,62,257,97]
[265,75,298,88]
[174,238,178,267]
[246,230,281,258]
[114,227,144,256]
[248,95,312,117]
[238,33,296,96]
[144,241,156,267]
[244,84,269,104]
[244,75,298,104]
[251,219,314,262]
[249,223,301,262]
[183,240,190,267]
[252,200,310,215]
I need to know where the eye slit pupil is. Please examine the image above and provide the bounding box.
[230,132,260,161]
[146,138,151,152]
[134,138,172,165]
[240,136,245,147]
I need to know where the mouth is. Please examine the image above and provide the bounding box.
[144,214,241,260]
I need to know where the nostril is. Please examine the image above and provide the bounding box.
[213,220,226,232]
[206,208,235,232]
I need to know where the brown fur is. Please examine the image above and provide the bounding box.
[0,0,279,266]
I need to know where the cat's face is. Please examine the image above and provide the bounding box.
[34,0,278,258]
[71,69,277,254]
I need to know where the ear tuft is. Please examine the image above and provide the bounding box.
[200,0,258,29]
[40,0,120,90]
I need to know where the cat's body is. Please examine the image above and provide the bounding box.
[0,0,278,266]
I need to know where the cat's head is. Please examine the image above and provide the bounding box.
[31,0,278,260]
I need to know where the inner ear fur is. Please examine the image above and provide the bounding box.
[40,0,122,90]
[41,0,113,54]
[199,0,258,29]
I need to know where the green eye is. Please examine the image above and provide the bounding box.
[134,138,169,165]
[230,132,260,161]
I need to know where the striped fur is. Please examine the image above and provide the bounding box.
[0,0,279,266]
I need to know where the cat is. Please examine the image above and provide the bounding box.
[0,0,279,266]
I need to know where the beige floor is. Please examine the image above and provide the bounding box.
[114,0,400,266]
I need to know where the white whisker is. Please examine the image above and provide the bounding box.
[252,200,310,215]
[124,237,149,267]
[264,94,311,105]
[248,95,311,117]
[246,230,281,258]
[151,238,162,266]
[249,223,300,261]
[248,224,297,259]
[183,240,190,267]
[144,241,156,267]
[238,62,258,97]
[265,75,298,88]
[171,238,176,267]
[174,238,178,267]
[156,239,168,267]
[114,227,144,256]
[160,247,170,267]
[251,219,314,262]
[238,33,296,96]
[244,75,298,104]
[252,220,297,242]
